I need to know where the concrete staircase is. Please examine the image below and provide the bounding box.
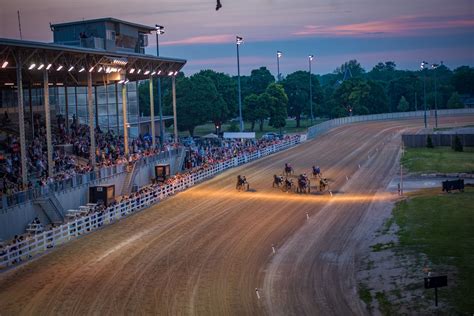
[34,193,65,224]
[120,161,142,196]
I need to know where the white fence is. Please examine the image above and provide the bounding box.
[0,137,300,268]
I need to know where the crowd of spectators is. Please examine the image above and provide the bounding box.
[0,114,175,199]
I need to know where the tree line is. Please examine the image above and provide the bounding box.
[138,61,474,136]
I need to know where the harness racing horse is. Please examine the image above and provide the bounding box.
[236,176,250,191]
[273,175,283,188]
[284,163,294,176]
[282,178,294,192]
[319,178,329,192]
[296,175,310,194]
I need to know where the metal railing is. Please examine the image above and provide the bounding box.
[307,108,474,139]
[0,137,300,268]
[0,148,180,211]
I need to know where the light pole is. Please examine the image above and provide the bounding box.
[308,55,314,124]
[155,24,165,144]
[432,63,440,128]
[236,35,244,132]
[421,61,429,128]
[277,51,282,81]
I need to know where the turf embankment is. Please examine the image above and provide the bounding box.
[393,187,474,312]
[401,147,474,174]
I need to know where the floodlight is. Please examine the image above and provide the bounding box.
[28,63,36,70]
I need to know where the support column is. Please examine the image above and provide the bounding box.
[87,72,96,169]
[172,75,178,143]
[122,83,129,156]
[28,84,34,138]
[149,75,156,148]
[115,82,120,135]
[43,69,54,177]
[65,84,69,133]
[16,55,28,186]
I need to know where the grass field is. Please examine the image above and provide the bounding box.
[167,118,326,138]
[393,187,474,312]
[401,147,474,173]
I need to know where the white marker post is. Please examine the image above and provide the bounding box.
[358,164,361,169]
[329,191,333,197]
[255,288,261,300]
[346,175,349,181]
[306,212,310,220]
[272,244,276,254]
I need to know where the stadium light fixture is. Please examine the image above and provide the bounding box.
[308,54,314,123]
[79,67,85,73]
[28,63,36,70]
[157,70,162,75]
[168,71,173,76]
[144,70,150,75]
[124,79,129,84]
[276,51,282,81]
[46,64,52,70]
[1,61,8,68]
[236,35,244,132]
[68,66,74,72]
[4,82,14,86]
[37,64,45,70]
[129,68,135,74]
[155,24,165,35]
[420,60,429,128]
[174,71,178,76]
[89,66,94,72]
[98,66,103,72]
[56,65,63,71]
[151,71,156,76]
[137,69,142,74]
[118,79,124,84]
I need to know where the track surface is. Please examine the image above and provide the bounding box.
[0,116,472,315]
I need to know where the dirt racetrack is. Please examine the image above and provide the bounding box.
[0,116,473,316]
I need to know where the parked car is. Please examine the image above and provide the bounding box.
[261,132,281,141]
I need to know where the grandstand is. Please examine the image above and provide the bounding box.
[0,18,186,239]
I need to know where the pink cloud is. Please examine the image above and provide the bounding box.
[161,34,235,46]
[294,15,474,37]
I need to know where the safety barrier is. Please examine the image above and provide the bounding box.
[0,148,181,210]
[307,108,474,139]
[0,137,300,268]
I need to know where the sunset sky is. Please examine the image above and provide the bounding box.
[1,0,473,76]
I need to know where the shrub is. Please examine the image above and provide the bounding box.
[426,135,434,148]
[453,135,463,152]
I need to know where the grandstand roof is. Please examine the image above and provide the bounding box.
[0,37,186,87]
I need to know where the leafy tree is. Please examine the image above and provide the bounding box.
[227,120,239,132]
[249,67,275,95]
[397,96,409,112]
[282,71,323,127]
[198,70,237,121]
[255,93,273,131]
[334,60,365,79]
[163,74,224,136]
[266,83,288,132]
[452,66,474,95]
[447,92,464,109]
[243,93,259,131]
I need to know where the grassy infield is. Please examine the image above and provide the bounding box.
[363,147,474,314]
